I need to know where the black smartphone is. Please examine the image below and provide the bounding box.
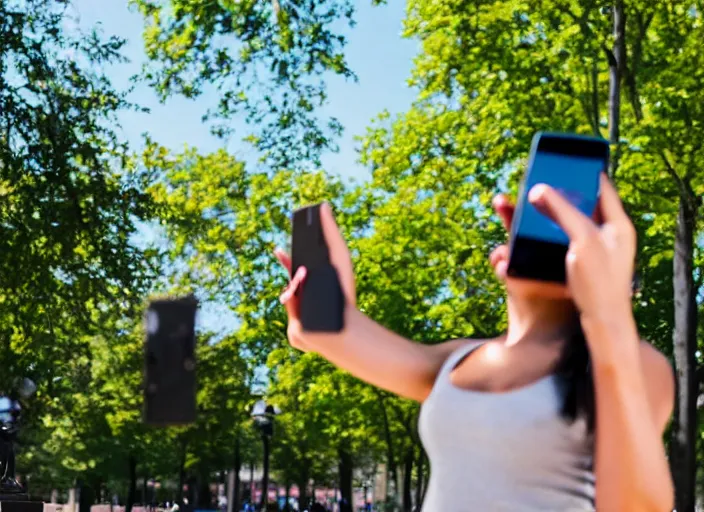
[507,132,609,283]
[291,204,345,332]
[144,296,198,426]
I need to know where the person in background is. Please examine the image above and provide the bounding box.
[275,176,674,511]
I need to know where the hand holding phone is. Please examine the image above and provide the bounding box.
[507,132,609,283]
[291,204,345,332]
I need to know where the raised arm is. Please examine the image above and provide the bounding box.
[531,177,674,511]
[275,203,470,402]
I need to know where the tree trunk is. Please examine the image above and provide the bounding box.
[414,445,424,510]
[127,456,137,512]
[379,397,399,504]
[188,475,198,509]
[198,475,211,509]
[670,192,698,512]
[420,457,429,506]
[78,479,95,512]
[296,472,309,511]
[233,432,242,512]
[338,447,353,512]
[401,448,413,512]
[249,460,255,505]
[260,435,271,510]
[93,479,102,504]
[177,437,188,504]
[608,0,625,177]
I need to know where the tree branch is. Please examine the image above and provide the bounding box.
[590,59,601,135]
[602,45,618,69]
[659,152,689,200]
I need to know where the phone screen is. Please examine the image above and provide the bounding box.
[515,151,603,245]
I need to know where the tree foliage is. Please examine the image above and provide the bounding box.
[0,0,155,389]
[4,1,704,511]
[132,0,362,170]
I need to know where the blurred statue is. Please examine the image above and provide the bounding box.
[0,378,37,497]
[0,394,23,494]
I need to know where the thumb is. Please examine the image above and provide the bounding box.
[528,184,595,241]
[319,203,346,258]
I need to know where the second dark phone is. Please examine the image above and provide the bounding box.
[144,296,198,426]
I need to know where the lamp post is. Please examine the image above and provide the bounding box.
[251,401,279,511]
[0,377,36,498]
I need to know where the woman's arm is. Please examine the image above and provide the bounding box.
[299,307,473,402]
[528,178,675,511]
[276,203,476,404]
[583,315,674,512]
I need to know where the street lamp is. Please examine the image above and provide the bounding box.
[0,377,36,497]
[251,400,279,511]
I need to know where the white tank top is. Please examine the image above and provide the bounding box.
[418,342,596,511]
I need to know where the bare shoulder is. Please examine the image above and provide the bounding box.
[639,341,675,432]
[639,341,674,383]
[416,338,490,401]
[425,337,489,360]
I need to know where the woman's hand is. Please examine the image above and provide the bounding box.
[274,203,356,351]
[273,203,476,401]
[528,174,636,326]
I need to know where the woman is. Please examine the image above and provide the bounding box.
[275,176,674,511]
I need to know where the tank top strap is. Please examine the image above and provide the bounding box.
[437,340,485,380]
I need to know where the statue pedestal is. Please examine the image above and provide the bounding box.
[0,494,28,501]
[0,499,43,512]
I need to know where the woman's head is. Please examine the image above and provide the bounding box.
[490,194,573,302]
[490,191,638,303]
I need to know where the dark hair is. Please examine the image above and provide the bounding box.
[557,272,640,434]
[556,323,595,433]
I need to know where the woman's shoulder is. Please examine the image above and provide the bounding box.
[426,337,495,358]
[638,340,675,433]
[638,340,674,387]
[423,337,496,376]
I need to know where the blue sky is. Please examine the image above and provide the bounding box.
[67,1,419,334]
[69,0,419,181]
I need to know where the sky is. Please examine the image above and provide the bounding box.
[68,0,419,181]
[66,0,419,334]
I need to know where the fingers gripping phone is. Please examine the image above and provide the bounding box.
[144,296,198,426]
[291,204,345,332]
[507,132,609,283]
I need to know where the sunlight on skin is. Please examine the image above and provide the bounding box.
[483,342,505,365]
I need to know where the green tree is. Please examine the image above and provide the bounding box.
[267,347,384,509]
[185,334,255,509]
[0,0,156,498]
[142,143,392,506]
[132,0,365,170]
[267,349,337,507]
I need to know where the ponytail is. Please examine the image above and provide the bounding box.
[557,323,595,433]
[557,272,639,433]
